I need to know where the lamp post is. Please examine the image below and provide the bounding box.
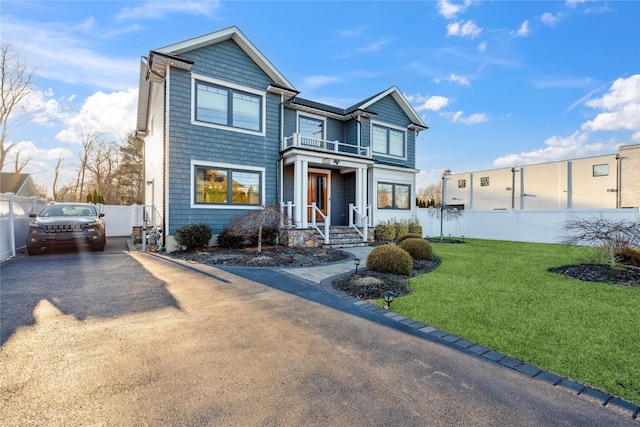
[354,257,360,273]
[440,169,451,241]
[383,291,395,310]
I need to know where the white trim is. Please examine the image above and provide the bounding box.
[165,67,171,236]
[190,159,266,210]
[370,120,407,160]
[191,74,267,137]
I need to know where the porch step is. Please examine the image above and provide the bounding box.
[315,227,371,249]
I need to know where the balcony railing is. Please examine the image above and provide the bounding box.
[282,133,371,157]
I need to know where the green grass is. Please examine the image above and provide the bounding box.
[390,239,640,406]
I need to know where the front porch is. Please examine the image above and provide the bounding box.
[280,133,375,247]
[280,226,374,249]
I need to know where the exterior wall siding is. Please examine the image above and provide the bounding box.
[367,95,415,169]
[620,144,640,209]
[165,40,281,235]
[330,170,347,225]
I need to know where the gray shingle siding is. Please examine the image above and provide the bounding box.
[165,40,281,234]
[367,95,415,169]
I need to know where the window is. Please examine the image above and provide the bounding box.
[299,116,324,139]
[458,179,466,188]
[195,80,262,132]
[593,164,609,177]
[372,124,405,157]
[194,166,261,205]
[480,177,490,187]
[377,183,410,210]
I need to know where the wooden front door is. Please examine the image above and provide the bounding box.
[308,172,328,222]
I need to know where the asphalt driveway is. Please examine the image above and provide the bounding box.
[0,238,636,426]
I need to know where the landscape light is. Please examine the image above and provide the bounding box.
[354,257,360,273]
[383,291,395,310]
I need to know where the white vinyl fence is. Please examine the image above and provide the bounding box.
[0,198,150,261]
[417,207,639,244]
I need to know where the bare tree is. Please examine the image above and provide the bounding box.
[52,152,65,201]
[226,205,290,252]
[71,125,101,201]
[428,203,465,241]
[12,145,33,172]
[0,44,36,172]
[417,183,441,206]
[85,140,120,203]
[560,216,640,267]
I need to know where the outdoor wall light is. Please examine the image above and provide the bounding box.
[383,291,395,310]
[339,246,343,253]
[354,257,360,273]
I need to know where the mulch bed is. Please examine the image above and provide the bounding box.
[548,263,640,288]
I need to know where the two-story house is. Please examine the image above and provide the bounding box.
[136,26,428,251]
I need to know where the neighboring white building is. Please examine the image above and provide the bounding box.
[442,144,640,211]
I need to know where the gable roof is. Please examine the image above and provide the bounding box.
[1,172,39,196]
[137,26,298,136]
[285,86,429,132]
[349,86,428,131]
[155,26,296,90]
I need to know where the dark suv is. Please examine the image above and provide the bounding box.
[26,203,106,255]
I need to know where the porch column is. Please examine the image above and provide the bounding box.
[355,166,367,226]
[293,160,309,229]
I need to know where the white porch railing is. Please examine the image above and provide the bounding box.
[349,203,371,242]
[309,202,330,244]
[280,201,296,229]
[283,133,371,157]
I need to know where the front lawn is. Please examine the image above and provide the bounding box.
[395,239,640,406]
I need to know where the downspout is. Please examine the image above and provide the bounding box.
[615,154,621,208]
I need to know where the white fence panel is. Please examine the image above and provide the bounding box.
[417,207,639,244]
[101,204,144,236]
[0,194,47,260]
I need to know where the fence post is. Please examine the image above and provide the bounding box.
[8,193,16,258]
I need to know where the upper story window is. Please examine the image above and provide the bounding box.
[195,80,262,132]
[458,179,466,188]
[299,116,324,139]
[480,177,490,187]
[372,124,405,157]
[593,164,609,177]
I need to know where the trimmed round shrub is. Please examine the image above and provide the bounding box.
[393,222,409,240]
[396,233,423,244]
[366,244,413,275]
[217,227,245,249]
[375,222,396,241]
[174,223,212,250]
[399,238,433,260]
[407,220,422,235]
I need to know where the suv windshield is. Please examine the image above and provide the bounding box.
[40,205,97,217]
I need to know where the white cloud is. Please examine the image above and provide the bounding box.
[444,111,488,124]
[416,168,447,190]
[541,12,560,26]
[477,41,488,52]
[56,89,138,144]
[2,17,139,91]
[434,74,470,86]
[582,75,640,132]
[115,0,220,21]
[407,94,450,112]
[492,131,620,167]
[446,20,482,39]
[301,75,343,91]
[512,20,531,37]
[437,0,475,19]
[566,0,588,8]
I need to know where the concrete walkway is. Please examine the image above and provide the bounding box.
[280,246,373,284]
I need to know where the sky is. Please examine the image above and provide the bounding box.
[2,0,639,197]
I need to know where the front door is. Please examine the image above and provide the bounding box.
[308,172,329,222]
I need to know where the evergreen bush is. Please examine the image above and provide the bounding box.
[394,221,409,240]
[174,223,212,250]
[366,244,413,275]
[217,227,245,249]
[399,238,433,260]
[375,222,396,241]
[407,219,422,235]
[396,233,423,244]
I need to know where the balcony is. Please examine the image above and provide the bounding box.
[282,133,371,158]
